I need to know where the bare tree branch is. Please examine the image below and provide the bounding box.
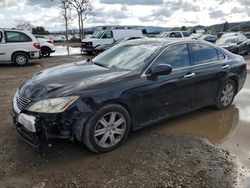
[70,0,92,41]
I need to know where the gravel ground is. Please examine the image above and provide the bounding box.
[0,54,244,188]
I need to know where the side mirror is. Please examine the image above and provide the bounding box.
[148,64,172,76]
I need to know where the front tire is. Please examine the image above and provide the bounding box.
[82,104,131,153]
[13,52,29,66]
[215,79,236,110]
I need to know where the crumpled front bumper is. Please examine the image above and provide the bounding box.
[12,95,89,150]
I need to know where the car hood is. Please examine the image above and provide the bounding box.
[19,61,131,100]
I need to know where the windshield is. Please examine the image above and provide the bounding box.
[91,31,104,39]
[92,43,158,71]
[216,37,238,45]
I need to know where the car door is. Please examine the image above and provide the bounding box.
[0,30,6,61]
[188,42,229,108]
[133,43,195,127]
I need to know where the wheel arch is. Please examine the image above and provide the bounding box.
[100,99,134,131]
[11,51,30,61]
[227,75,239,93]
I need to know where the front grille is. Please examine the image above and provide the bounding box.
[17,95,30,110]
[81,42,93,48]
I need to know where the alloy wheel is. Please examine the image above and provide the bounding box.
[16,55,27,65]
[220,83,235,107]
[94,112,126,148]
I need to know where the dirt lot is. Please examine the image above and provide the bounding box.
[0,55,249,188]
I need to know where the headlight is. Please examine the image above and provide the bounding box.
[28,96,79,113]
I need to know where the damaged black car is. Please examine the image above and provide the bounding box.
[12,38,247,153]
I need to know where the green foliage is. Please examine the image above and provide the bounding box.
[32,26,50,35]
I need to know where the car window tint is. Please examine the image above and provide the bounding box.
[218,50,225,60]
[102,31,113,39]
[152,44,190,69]
[190,43,218,65]
[5,31,32,42]
[174,32,182,38]
[182,32,189,37]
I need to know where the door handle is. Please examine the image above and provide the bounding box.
[184,73,196,78]
[222,64,229,69]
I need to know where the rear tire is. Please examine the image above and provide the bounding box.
[82,104,131,153]
[13,52,29,66]
[215,79,236,110]
[41,47,51,58]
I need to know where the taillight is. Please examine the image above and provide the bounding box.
[33,43,41,49]
[47,40,54,44]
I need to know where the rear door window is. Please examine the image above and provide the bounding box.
[152,44,190,69]
[182,32,189,37]
[5,31,32,43]
[190,43,218,65]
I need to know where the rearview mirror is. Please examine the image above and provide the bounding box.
[149,64,172,76]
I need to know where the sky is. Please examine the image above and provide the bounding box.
[0,0,249,31]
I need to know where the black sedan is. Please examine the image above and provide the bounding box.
[199,34,218,43]
[12,39,247,153]
[216,32,250,55]
[95,37,142,54]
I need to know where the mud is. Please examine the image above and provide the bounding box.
[0,55,249,187]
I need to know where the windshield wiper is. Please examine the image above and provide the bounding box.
[87,59,109,68]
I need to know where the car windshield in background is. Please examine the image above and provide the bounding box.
[92,43,158,71]
[216,37,238,45]
[91,31,104,38]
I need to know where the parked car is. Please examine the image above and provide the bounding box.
[95,37,143,54]
[216,32,250,55]
[216,32,224,39]
[199,34,218,43]
[189,33,203,39]
[244,32,250,39]
[0,28,40,66]
[35,35,56,57]
[81,29,143,54]
[158,31,190,38]
[12,39,247,153]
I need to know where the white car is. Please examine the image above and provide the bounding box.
[81,29,143,54]
[0,29,40,66]
[35,35,56,57]
[158,31,190,38]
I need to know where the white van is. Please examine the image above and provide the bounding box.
[0,29,40,66]
[81,29,143,54]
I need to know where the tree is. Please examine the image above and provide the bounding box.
[181,26,187,31]
[223,21,229,32]
[15,20,33,31]
[70,0,92,41]
[32,26,50,35]
[58,0,71,54]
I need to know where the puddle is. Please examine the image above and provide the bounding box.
[52,46,81,56]
[145,75,250,187]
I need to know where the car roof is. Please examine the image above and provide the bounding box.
[124,38,205,47]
